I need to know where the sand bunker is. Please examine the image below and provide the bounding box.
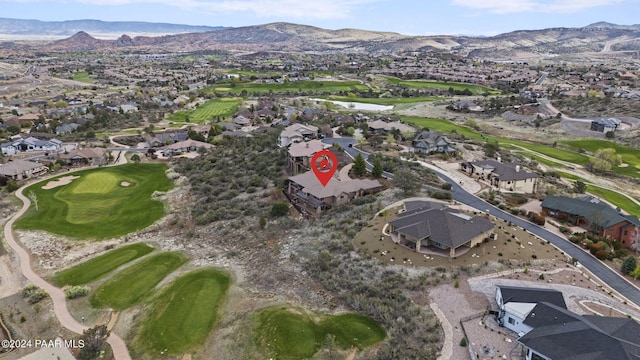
[120,181,131,187]
[618,163,629,168]
[41,175,80,190]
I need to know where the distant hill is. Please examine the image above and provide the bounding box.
[2,19,640,58]
[585,22,640,30]
[0,17,225,37]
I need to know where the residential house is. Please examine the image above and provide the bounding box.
[162,139,214,156]
[367,119,415,135]
[277,123,319,147]
[495,285,567,335]
[0,160,48,180]
[147,131,188,147]
[232,115,252,128]
[388,200,494,257]
[540,195,640,247]
[56,123,80,135]
[460,160,538,193]
[494,285,640,360]
[590,118,621,133]
[285,171,382,216]
[287,140,331,174]
[60,148,107,166]
[1,137,63,156]
[412,131,456,154]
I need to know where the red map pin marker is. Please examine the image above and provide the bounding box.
[311,149,338,187]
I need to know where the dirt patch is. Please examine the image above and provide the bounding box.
[41,175,80,190]
[120,181,130,187]
[354,202,562,268]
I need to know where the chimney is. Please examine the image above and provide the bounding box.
[516,165,520,172]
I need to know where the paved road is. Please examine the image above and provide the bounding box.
[441,172,640,307]
[323,137,640,307]
[3,186,131,360]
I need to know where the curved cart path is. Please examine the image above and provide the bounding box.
[3,186,131,360]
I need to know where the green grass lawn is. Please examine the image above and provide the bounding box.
[134,269,230,355]
[15,163,173,240]
[90,252,187,310]
[168,98,241,123]
[255,307,385,359]
[54,243,154,286]
[401,116,484,140]
[516,152,565,168]
[72,71,96,84]
[206,80,368,95]
[586,185,640,217]
[563,139,640,178]
[384,76,500,95]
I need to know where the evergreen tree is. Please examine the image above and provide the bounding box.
[621,256,637,275]
[371,157,383,178]
[352,153,367,177]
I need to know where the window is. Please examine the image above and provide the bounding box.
[508,317,515,325]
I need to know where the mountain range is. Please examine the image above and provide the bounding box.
[1,18,640,58]
[0,17,225,37]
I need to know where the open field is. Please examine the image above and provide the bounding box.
[206,80,368,95]
[255,307,385,359]
[168,98,241,123]
[71,71,96,83]
[134,269,230,355]
[563,139,640,178]
[15,163,173,239]
[384,76,500,95]
[401,116,483,140]
[90,252,187,310]
[54,243,154,286]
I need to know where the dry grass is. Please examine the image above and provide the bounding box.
[353,205,563,268]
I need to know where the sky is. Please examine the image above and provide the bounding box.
[1,0,640,36]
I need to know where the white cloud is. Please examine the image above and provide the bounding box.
[69,0,378,19]
[452,0,631,14]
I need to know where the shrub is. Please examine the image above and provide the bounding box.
[454,279,460,288]
[21,284,49,304]
[64,286,90,299]
[538,274,544,280]
[459,337,467,347]
[270,201,289,217]
[441,183,452,191]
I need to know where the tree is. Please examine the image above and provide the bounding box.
[573,180,586,194]
[130,153,141,164]
[631,265,640,280]
[621,256,637,275]
[352,153,367,177]
[270,201,289,217]
[394,168,420,195]
[371,157,383,178]
[77,325,110,360]
[590,148,621,173]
